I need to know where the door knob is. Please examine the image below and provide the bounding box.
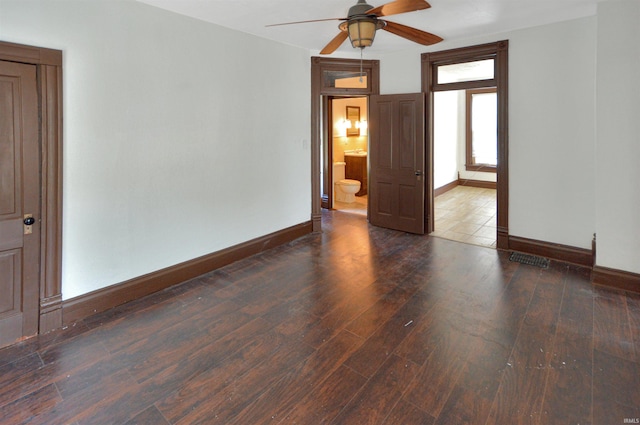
[24,216,35,226]
[415,170,423,176]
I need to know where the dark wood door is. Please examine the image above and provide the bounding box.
[369,93,425,234]
[0,60,40,348]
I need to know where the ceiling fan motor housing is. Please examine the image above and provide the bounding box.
[348,0,376,17]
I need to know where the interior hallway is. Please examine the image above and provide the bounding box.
[0,211,638,424]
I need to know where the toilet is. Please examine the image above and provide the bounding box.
[333,161,361,203]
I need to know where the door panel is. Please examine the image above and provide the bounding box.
[0,60,40,348]
[369,93,425,234]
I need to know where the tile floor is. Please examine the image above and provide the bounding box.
[432,185,497,247]
[333,186,496,248]
[334,194,367,216]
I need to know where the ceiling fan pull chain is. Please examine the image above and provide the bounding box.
[360,48,364,82]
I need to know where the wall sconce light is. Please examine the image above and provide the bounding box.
[355,120,367,130]
[337,118,352,137]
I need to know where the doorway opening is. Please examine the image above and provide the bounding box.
[330,96,369,217]
[422,41,509,249]
[431,86,497,248]
[311,57,380,232]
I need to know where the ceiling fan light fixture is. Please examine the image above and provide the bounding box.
[341,18,385,49]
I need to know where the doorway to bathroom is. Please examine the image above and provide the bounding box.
[330,96,369,217]
[310,56,380,232]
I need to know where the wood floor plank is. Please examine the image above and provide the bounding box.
[434,384,493,425]
[262,297,320,336]
[626,292,640,362]
[123,405,170,425]
[593,286,636,361]
[229,330,364,425]
[0,211,638,424]
[402,325,476,418]
[485,271,566,425]
[346,284,419,339]
[280,365,368,424]
[434,350,508,425]
[540,266,593,425]
[0,354,60,409]
[155,327,287,423]
[383,399,435,425]
[126,304,254,383]
[27,368,147,425]
[294,276,401,349]
[172,337,315,424]
[333,354,421,425]
[127,320,278,416]
[592,348,640,424]
[0,384,62,425]
[345,288,442,377]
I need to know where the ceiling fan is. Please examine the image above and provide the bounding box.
[267,0,443,54]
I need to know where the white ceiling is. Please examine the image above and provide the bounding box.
[136,0,602,55]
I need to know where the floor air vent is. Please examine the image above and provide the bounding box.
[509,252,550,268]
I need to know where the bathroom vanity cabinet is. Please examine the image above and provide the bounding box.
[345,155,367,196]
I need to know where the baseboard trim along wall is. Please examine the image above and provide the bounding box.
[433,178,498,198]
[592,266,640,293]
[508,235,594,268]
[458,178,497,190]
[62,221,313,325]
[434,180,459,197]
[62,219,639,324]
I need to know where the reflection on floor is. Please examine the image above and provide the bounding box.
[334,195,367,216]
[432,186,497,248]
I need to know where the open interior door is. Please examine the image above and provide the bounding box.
[369,93,425,234]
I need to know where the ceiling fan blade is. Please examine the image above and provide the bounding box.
[266,17,346,27]
[366,0,431,17]
[382,20,443,45]
[320,31,350,54]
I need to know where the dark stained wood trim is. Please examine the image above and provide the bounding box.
[422,41,509,248]
[428,42,502,65]
[465,88,498,173]
[38,64,64,333]
[421,55,435,234]
[62,221,313,325]
[508,235,593,268]
[458,179,497,190]
[433,79,497,93]
[495,41,509,250]
[0,40,62,66]
[311,58,322,232]
[592,266,640,294]
[321,96,333,210]
[434,180,458,197]
[0,41,63,334]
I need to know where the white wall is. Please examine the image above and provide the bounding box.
[509,17,597,250]
[595,1,640,274]
[433,91,460,188]
[0,0,311,299]
[380,16,597,251]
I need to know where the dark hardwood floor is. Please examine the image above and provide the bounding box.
[1,210,639,424]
